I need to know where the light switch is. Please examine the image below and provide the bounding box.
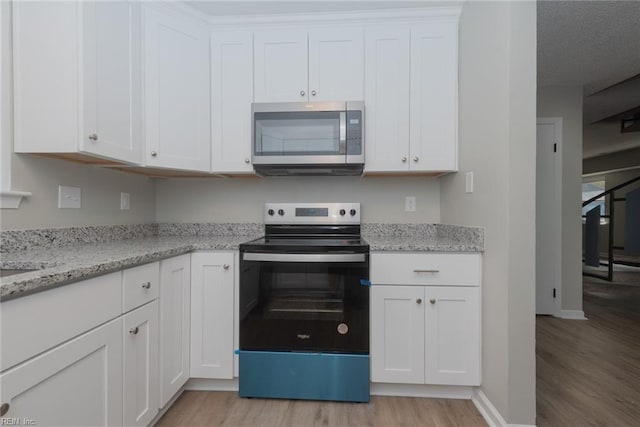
[58,185,81,209]
[465,172,474,193]
[120,193,130,210]
[405,196,416,212]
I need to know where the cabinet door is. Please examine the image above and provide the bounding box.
[190,252,235,379]
[308,29,364,101]
[363,27,410,172]
[254,30,308,102]
[409,22,458,172]
[81,1,142,163]
[159,254,191,407]
[424,287,480,385]
[144,6,211,171]
[13,1,80,153]
[211,31,254,174]
[0,319,123,427]
[371,286,425,384]
[123,301,159,426]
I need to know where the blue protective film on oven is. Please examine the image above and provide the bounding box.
[360,279,371,286]
[238,350,370,403]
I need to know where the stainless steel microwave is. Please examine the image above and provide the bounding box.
[251,101,364,176]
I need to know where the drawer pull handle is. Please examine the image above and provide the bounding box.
[223,264,230,270]
[414,269,440,273]
[416,298,422,304]
[430,298,437,304]
[129,327,139,335]
[0,403,9,416]
[141,282,151,289]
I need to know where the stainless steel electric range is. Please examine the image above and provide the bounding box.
[238,203,370,403]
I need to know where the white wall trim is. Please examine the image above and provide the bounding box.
[558,310,587,320]
[472,389,508,427]
[371,383,473,399]
[199,6,461,29]
[185,378,239,391]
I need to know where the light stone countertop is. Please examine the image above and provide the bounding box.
[1,223,484,301]
[0,235,258,301]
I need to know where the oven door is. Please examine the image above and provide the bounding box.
[239,251,369,354]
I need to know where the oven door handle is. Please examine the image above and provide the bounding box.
[242,252,366,263]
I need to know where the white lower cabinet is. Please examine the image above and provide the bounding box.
[371,252,481,387]
[159,254,191,407]
[0,318,123,426]
[190,252,235,379]
[123,300,159,427]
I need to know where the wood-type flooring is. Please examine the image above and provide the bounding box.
[536,278,640,426]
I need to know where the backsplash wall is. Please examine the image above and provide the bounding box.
[155,176,440,224]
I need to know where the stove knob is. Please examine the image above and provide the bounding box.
[267,209,275,216]
[350,209,357,216]
[278,209,285,216]
[339,209,346,216]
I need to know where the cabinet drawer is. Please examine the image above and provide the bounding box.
[1,272,122,371]
[371,253,481,286]
[122,262,159,313]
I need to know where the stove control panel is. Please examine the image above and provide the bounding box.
[264,203,361,224]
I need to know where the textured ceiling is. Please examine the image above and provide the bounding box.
[537,0,640,95]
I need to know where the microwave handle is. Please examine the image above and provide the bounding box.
[339,111,346,154]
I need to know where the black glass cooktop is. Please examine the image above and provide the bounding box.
[240,236,369,253]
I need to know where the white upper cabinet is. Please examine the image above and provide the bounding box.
[13,1,142,164]
[364,19,459,174]
[211,31,254,174]
[307,29,364,101]
[144,5,211,172]
[254,30,308,103]
[409,22,458,172]
[254,28,363,103]
[364,27,411,172]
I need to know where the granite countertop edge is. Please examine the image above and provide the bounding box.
[1,233,484,301]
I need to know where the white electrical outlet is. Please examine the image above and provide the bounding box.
[465,171,474,193]
[58,185,81,209]
[405,196,416,212]
[120,193,130,210]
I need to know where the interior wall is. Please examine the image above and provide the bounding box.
[0,0,156,230]
[583,120,640,159]
[537,86,584,313]
[155,176,440,224]
[440,1,536,424]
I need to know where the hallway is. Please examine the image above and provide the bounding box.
[536,275,640,426]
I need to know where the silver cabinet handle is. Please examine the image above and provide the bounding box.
[141,282,151,289]
[0,403,9,416]
[401,157,407,163]
[430,298,436,304]
[300,90,306,97]
[129,327,139,335]
[88,134,98,141]
[413,156,419,162]
[414,269,439,273]
[223,264,230,270]
[416,298,422,304]
[150,151,157,157]
[311,90,317,96]
[245,158,250,164]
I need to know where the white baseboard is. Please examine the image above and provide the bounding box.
[185,377,239,391]
[471,389,536,427]
[472,389,508,427]
[371,383,473,399]
[559,310,587,320]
